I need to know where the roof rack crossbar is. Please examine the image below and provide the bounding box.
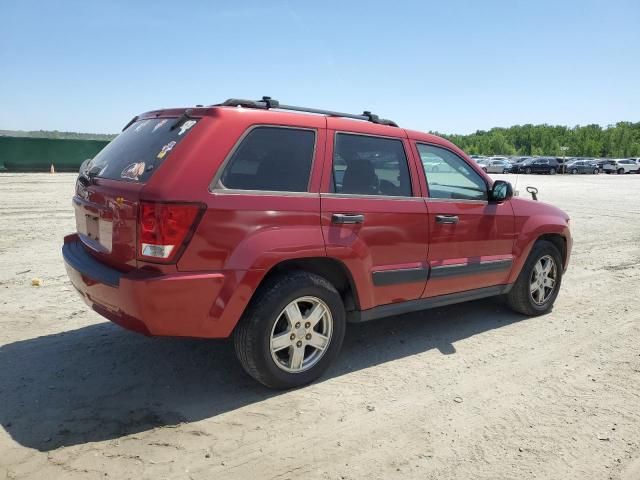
[215,97,398,127]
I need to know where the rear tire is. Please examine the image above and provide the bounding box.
[525,167,532,174]
[506,240,563,316]
[549,168,556,175]
[233,271,345,389]
[571,169,578,175]
[502,168,509,174]
[593,168,599,174]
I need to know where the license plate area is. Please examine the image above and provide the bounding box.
[75,205,113,253]
[85,215,100,241]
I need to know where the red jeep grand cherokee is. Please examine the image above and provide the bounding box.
[63,97,572,389]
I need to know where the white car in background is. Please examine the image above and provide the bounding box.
[481,159,512,173]
[603,159,640,174]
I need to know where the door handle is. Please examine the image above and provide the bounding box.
[435,214,459,224]
[332,213,365,224]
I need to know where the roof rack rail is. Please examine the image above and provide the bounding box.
[214,96,399,127]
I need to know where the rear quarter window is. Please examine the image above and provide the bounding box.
[217,126,316,192]
[89,117,199,182]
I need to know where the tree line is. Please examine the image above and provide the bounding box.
[437,122,640,158]
[0,129,116,141]
[4,122,640,158]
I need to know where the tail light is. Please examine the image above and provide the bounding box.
[138,201,204,263]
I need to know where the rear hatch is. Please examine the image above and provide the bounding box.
[73,115,200,270]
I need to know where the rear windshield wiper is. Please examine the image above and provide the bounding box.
[170,108,193,130]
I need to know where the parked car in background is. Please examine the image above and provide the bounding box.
[481,159,512,173]
[566,160,600,174]
[512,156,531,165]
[509,158,527,173]
[62,96,572,389]
[594,159,608,170]
[514,158,561,174]
[603,159,640,174]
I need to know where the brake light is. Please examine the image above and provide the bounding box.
[138,201,204,263]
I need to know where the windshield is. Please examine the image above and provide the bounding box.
[87,117,199,182]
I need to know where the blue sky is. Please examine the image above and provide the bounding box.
[1,0,638,134]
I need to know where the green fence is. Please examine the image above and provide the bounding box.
[0,136,110,172]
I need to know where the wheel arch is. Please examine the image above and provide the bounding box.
[254,257,361,313]
[536,233,567,268]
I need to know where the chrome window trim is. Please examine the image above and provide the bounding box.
[212,189,319,198]
[209,124,318,194]
[330,131,415,198]
[321,192,423,201]
[425,198,488,205]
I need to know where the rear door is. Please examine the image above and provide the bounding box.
[413,142,515,297]
[74,115,201,270]
[320,125,428,310]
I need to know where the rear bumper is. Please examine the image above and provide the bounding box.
[62,234,244,338]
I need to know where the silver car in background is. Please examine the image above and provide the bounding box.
[481,159,512,173]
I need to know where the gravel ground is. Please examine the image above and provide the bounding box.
[1,172,639,480]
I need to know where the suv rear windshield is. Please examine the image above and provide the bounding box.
[88,117,200,182]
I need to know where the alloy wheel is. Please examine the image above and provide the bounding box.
[529,255,557,305]
[269,296,333,373]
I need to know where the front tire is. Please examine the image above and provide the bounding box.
[593,168,599,174]
[549,168,556,175]
[525,167,532,174]
[233,271,346,389]
[618,168,625,175]
[506,240,563,316]
[571,168,578,175]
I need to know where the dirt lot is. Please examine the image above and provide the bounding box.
[1,172,639,480]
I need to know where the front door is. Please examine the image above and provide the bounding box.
[320,129,429,310]
[414,143,515,297]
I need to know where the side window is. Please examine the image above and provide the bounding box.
[332,133,412,197]
[219,127,315,192]
[416,144,487,201]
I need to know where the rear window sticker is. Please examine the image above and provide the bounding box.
[157,140,177,159]
[134,120,151,132]
[121,162,146,180]
[152,119,168,132]
[178,120,197,136]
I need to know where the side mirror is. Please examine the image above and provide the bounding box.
[489,180,513,202]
